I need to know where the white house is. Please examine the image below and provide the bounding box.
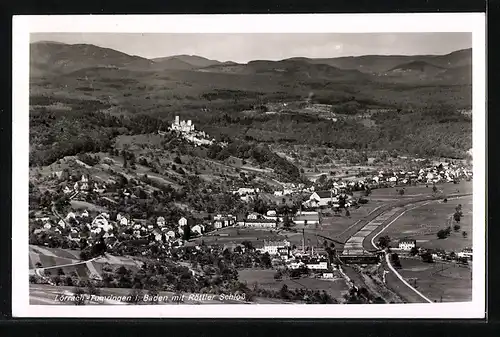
[157,216,166,227]
[166,230,176,239]
[247,213,260,220]
[65,212,77,221]
[191,225,204,235]
[81,210,89,218]
[43,222,52,230]
[120,217,129,226]
[266,210,277,217]
[63,186,72,194]
[398,239,416,251]
[306,190,337,208]
[58,219,66,229]
[178,217,188,228]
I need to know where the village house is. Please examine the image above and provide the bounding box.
[120,217,129,227]
[92,213,113,233]
[157,216,166,227]
[166,230,176,240]
[304,190,338,208]
[247,212,260,220]
[191,224,204,235]
[65,212,77,221]
[398,239,417,251]
[213,214,236,229]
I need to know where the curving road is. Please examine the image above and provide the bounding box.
[340,193,471,303]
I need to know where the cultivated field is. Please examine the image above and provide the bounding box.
[383,195,472,252]
[396,258,472,302]
[238,268,349,301]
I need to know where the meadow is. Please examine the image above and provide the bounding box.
[383,195,472,252]
[397,257,472,302]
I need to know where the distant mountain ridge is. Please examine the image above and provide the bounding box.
[29,41,472,86]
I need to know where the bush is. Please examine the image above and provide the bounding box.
[437,229,448,239]
[421,252,434,263]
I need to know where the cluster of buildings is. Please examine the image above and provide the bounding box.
[365,163,471,186]
[166,115,215,147]
[257,239,331,272]
[396,239,473,261]
[232,187,260,202]
[59,174,107,196]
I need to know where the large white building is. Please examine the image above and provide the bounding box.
[261,240,291,256]
[398,239,416,251]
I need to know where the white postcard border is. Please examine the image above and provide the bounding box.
[12,13,486,318]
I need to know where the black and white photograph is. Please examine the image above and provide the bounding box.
[12,14,486,318]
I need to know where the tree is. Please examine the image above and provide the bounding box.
[279,284,290,300]
[283,215,292,229]
[410,246,419,256]
[390,253,402,268]
[377,235,391,249]
[437,229,448,239]
[182,224,191,241]
[174,156,182,165]
[364,187,372,197]
[73,287,86,305]
[399,189,405,196]
[432,185,438,193]
[345,209,351,217]
[462,231,468,238]
[453,212,462,223]
[453,224,461,232]
[421,252,434,263]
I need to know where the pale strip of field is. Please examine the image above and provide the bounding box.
[30,246,58,257]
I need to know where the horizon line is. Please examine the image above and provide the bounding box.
[30,40,472,65]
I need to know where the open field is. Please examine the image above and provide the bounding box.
[70,200,108,212]
[396,258,472,302]
[238,269,349,300]
[383,195,472,252]
[29,245,143,280]
[363,181,472,201]
[191,227,286,246]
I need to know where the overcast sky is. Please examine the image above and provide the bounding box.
[31,33,472,63]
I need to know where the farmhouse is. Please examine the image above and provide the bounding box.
[306,190,337,208]
[398,239,416,251]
